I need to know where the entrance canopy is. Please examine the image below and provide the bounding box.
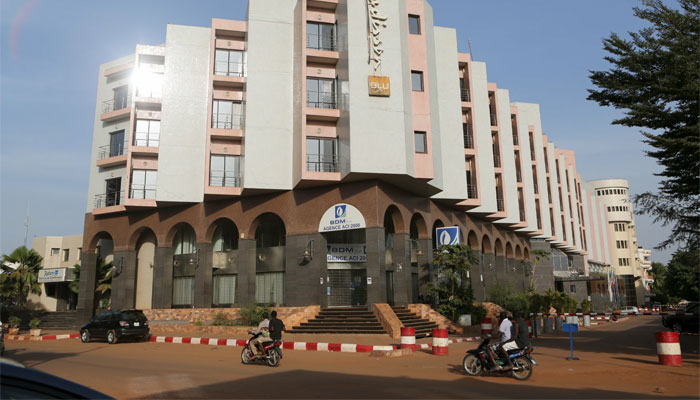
[318,203,366,232]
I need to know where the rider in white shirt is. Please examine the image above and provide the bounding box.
[250,313,270,356]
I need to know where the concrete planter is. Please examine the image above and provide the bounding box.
[543,318,553,333]
[583,315,591,327]
[30,329,41,337]
[8,328,19,335]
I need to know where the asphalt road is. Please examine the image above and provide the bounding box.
[3,316,698,399]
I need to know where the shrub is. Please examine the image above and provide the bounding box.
[212,312,235,326]
[580,299,593,313]
[8,316,21,328]
[194,318,203,326]
[239,304,271,326]
[470,303,487,323]
[488,283,513,308]
[29,318,41,329]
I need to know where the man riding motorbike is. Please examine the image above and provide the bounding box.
[249,312,270,356]
[486,311,518,371]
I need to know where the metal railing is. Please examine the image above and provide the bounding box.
[519,209,526,222]
[307,91,337,109]
[460,88,471,102]
[548,192,553,204]
[212,113,245,130]
[496,198,505,212]
[493,154,501,168]
[463,131,474,149]
[530,149,536,161]
[490,113,498,126]
[306,33,337,51]
[467,184,478,199]
[512,134,519,145]
[516,170,522,182]
[209,171,242,187]
[214,61,246,77]
[536,217,542,230]
[130,186,156,200]
[102,97,131,114]
[533,182,539,194]
[133,134,159,147]
[94,191,124,208]
[98,142,128,159]
[307,154,339,172]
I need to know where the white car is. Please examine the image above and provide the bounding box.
[621,306,639,313]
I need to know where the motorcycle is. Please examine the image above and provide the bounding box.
[462,335,536,381]
[240,331,283,367]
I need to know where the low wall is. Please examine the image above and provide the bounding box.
[372,303,403,339]
[407,304,481,337]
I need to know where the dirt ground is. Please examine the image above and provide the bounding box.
[3,316,698,399]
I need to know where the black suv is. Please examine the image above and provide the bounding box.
[662,302,699,333]
[80,309,149,344]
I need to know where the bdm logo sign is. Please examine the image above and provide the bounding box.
[319,203,367,232]
[436,226,461,246]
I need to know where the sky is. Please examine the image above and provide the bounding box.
[0,0,678,264]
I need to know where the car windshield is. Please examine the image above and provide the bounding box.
[120,310,146,321]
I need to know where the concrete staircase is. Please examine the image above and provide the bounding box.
[16,311,78,331]
[288,307,387,335]
[391,306,439,338]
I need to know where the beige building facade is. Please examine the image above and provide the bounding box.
[29,235,82,311]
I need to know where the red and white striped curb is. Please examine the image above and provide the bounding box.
[532,312,698,317]
[148,335,396,353]
[5,333,80,341]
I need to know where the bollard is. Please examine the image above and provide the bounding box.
[555,316,564,331]
[656,332,682,366]
[431,329,448,356]
[400,327,416,351]
[526,319,533,338]
[583,315,591,327]
[544,317,553,333]
[535,318,543,335]
[480,318,493,336]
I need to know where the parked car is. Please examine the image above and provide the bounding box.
[621,306,639,313]
[662,302,699,333]
[80,309,149,344]
[1,358,111,399]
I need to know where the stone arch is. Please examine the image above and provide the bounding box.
[524,247,530,261]
[206,217,240,251]
[481,234,492,254]
[505,242,513,259]
[515,245,523,260]
[494,238,503,257]
[409,213,428,240]
[467,230,479,250]
[134,229,157,309]
[383,205,406,234]
[253,213,286,248]
[128,226,158,251]
[168,223,197,255]
[431,219,445,249]
[87,231,114,254]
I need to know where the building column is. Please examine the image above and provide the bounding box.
[237,239,256,306]
[110,250,136,310]
[152,247,174,309]
[392,233,410,306]
[470,251,486,302]
[494,253,507,288]
[284,233,325,307]
[76,252,97,325]
[365,227,386,306]
[529,239,555,293]
[416,238,432,303]
[194,243,213,308]
[481,252,497,299]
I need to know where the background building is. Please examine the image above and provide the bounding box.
[77,0,623,322]
[29,234,82,311]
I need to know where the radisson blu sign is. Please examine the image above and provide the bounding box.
[318,203,367,232]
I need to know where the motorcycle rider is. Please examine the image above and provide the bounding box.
[511,310,530,350]
[486,311,517,371]
[250,312,270,356]
[268,310,286,343]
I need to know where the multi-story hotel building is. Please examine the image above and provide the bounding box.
[77,0,620,322]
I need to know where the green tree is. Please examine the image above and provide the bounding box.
[649,261,680,304]
[0,246,43,308]
[587,0,700,250]
[664,249,699,301]
[69,257,113,309]
[528,250,551,290]
[424,244,480,322]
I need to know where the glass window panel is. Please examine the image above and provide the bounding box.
[256,272,284,305]
[409,15,421,35]
[414,132,426,153]
[172,276,194,306]
[213,275,236,305]
[411,71,423,91]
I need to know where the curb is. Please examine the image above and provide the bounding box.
[5,333,80,341]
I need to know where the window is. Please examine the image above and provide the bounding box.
[62,249,69,262]
[307,22,336,51]
[109,130,125,157]
[105,177,121,206]
[77,248,82,260]
[213,274,237,306]
[307,78,337,109]
[130,170,157,200]
[618,258,630,266]
[256,272,284,304]
[51,248,59,256]
[414,131,427,153]
[214,49,245,77]
[570,285,576,293]
[212,100,243,129]
[210,155,241,187]
[134,119,160,147]
[113,85,129,110]
[411,71,423,91]
[307,137,338,172]
[173,226,196,255]
[136,71,163,98]
[213,222,238,252]
[408,14,421,35]
[172,276,194,307]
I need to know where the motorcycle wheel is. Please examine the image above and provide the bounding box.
[463,354,482,376]
[241,347,253,364]
[266,348,280,367]
[511,356,533,381]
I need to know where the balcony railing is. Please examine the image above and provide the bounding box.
[306,33,337,51]
[496,198,505,212]
[548,192,553,204]
[512,134,519,145]
[516,170,522,182]
[98,142,128,160]
[307,154,339,172]
[212,113,244,130]
[94,191,124,209]
[214,61,246,77]
[209,171,242,187]
[133,134,159,147]
[537,217,542,230]
[460,88,471,102]
[490,113,498,126]
[467,184,478,199]
[533,182,539,194]
[530,149,536,161]
[102,97,131,114]
[463,131,474,149]
[519,209,526,222]
[307,91,337,109]
[130,186,156,200]
[493,154,501,168]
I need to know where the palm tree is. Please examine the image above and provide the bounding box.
[1,246,43,309]
[69,257,113,309]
